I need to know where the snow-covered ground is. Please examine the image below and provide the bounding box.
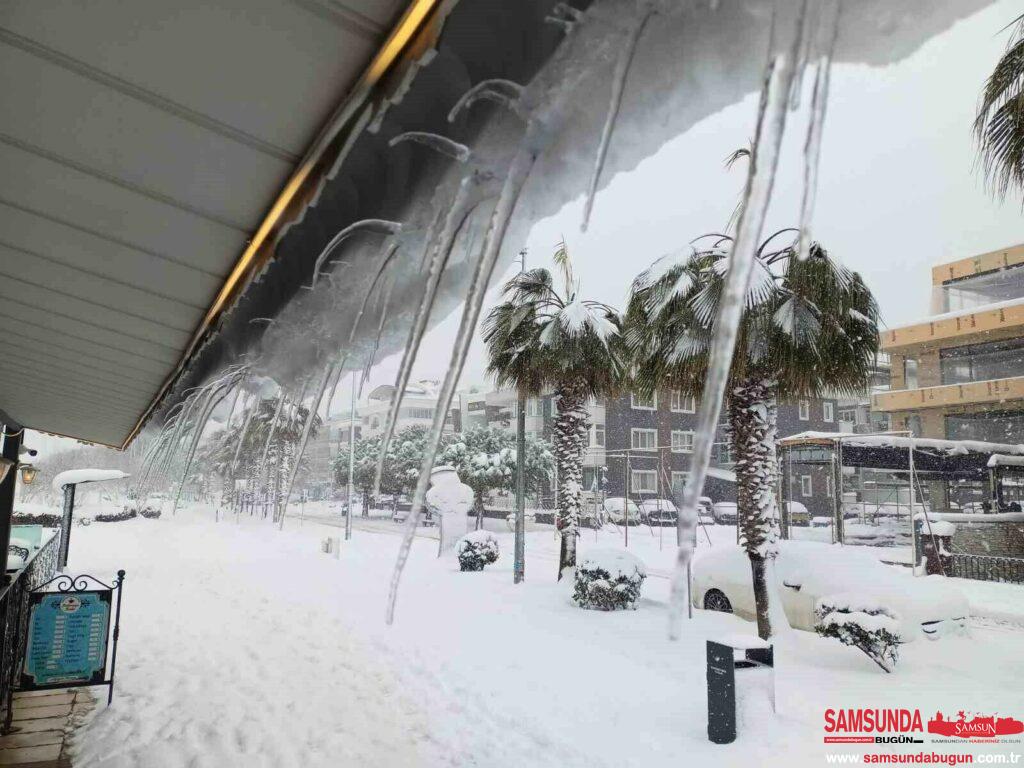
[49,501,1024,768]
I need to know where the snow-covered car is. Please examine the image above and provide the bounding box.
[712,501,738,524]
[784,501,810,526]
[638,498,677,525]
[692,541,968,640]
[603,497,641,525]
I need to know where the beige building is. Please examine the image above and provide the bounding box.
[873,244,1024,442]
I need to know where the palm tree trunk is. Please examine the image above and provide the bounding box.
[554,381,589,580]
[727,378,784,640]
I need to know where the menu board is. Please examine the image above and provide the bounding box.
[23,591,111,687]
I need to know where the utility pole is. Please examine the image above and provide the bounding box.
[345,371,356,541]
[514,248,527,584]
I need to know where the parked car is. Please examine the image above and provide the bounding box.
[638,498,677,525]
[712,501,738,525]
[603,497,641,525]
[692,541,968,640]
[784,501,811,526]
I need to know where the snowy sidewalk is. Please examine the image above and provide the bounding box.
[61,505,1024,768]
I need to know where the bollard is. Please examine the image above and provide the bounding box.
[707,636,775,744]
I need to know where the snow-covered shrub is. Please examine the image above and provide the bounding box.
[12,512,60,528]
[95,508,137,523]
[573,548,646,611]
[139,507,162,519]
[456,531,500,571]
[815,594,904,673]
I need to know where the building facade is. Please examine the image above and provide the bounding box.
[873,244,1024,443]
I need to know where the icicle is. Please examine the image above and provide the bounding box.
[581,6,651,232]
[171,377,236,516]
[545,2,583,34]
[387,147,536,625]
[230,397,257,474]
[257,389,288,487]
[388,132,471,163]
[279,363,335,531]
[787,1,818,110]
[668,0,807,640]
[372,174,481,497]
[364,275,395,375]
[346,240,402,346]
[796,0,840,261]
[447,79,527,123]
[309,219,403,287]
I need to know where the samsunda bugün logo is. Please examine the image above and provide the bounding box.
[824,709,925,744]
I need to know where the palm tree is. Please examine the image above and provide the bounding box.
[975,13,1024,200]
[624,231,880,638]
[483,242,623,579]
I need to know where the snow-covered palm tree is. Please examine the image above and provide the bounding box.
[976,13,1024,200]
[624,231,880,638]
[483,242,623,579]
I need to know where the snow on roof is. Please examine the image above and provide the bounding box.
[888,296,1024,329]
[52,469,129,490]
[988,454,1024,468]
[707,466,736,483]
[781,431,1024,456]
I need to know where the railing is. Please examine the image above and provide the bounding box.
[0,532,59,732]
[948,552,1024,584]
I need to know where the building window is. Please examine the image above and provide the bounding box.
[671,430,695,453]
[903,358,919,390]
[525,397,542,417]
[402,407,434,420]
[713,441,733,465]
[671,390,696,413]
[631,392,657,410]
[593,423,606,447]
[631,469,657,494]
[631,428,658,451]
[837,408,857,423]
[671,471,689,493]
[798,400,810,421]
[823,401,834,423]
[800,475,813,497]
[826,474,834,498]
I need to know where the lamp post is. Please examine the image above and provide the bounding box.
[514,248,527,584]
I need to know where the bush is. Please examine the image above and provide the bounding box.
[139,507,162,519]
[455,531,500,571]
[95,508,138,523]
[815,594,904,673]
[12,512,60,528]
[573,548,646,611]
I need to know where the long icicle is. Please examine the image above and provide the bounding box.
[230,396,257,475]
[309,220,403,287]
[580,6,652,232]
[387,148,536,625]
[171,378,235,516]
[373,175,484,498]
[257,388,288,499]
[796,0,840,261]
[668,0,808,640]
[279,363,335,530]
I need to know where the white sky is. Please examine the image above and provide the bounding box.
[27,0,1024,455]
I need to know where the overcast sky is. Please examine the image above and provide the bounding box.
[28,0,1024,456]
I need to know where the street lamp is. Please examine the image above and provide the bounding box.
[19,464,38,485]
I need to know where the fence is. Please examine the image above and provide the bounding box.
[948,552,1024,584]
[0,532,59,732]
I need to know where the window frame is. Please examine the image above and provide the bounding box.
[670,390,696,413]
[798,399,810,421]
[630,428,658,451]
[630,469,658,494]
[822,401,834,423]
[593,423,606,448]
[800,475,813,497]
[630,392,658,411]
[671,429,695,454]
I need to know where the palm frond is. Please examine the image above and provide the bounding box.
[975,16,1024,200]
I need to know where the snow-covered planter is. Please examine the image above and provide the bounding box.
[455,531,500,572]
[815,594,904,673]
[573,548,646,611]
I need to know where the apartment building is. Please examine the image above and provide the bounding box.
[873,244,1024,443]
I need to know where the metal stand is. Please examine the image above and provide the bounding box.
[58,484,76,569]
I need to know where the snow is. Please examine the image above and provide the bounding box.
[714,632,772,650]
[988,453,1024,468]
[781,431,1024,456]
[819,610,902,637]
[51,469,129,491]
[888,296,1024,327]
[51,500,1024,768]
[929,511,1024,523]
[578,547,647,579]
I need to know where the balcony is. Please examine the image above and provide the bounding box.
[872,374,1024,413]
[881,299,1024,352]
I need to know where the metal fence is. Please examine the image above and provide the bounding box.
[948,552,1024,584]
[0,532,59,732]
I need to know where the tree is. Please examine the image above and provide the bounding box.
[483,242,623,579]
[333,425,434,511]
[440,426,555,527]
[624,232,880,638]
[975,13,1024,200]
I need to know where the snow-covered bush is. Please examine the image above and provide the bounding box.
[95,508,137,523]
[815,594,904,673]
[456,531,500,571]
[139,507,162,519]
[573,548,646,611]
[12,512,60,528]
